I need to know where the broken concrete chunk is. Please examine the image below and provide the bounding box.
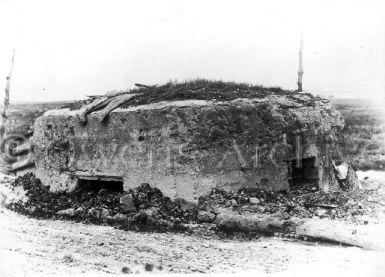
[75,207,85,215]
[333,162,361,191]
[215,212,241,232]
[100,208,110,219]
[62,254,74,263]
[87,207,100,218]
[345,165,362,190]
[316,208,327,217]
[215,210,286,234]
[121,266,132,274]
[56,208,76,216]
[132,210,148,223]
[120,194,136,213]
[197,211,216,223]
[257,206,266,213]
[143,207,160,218]
[249,197,261,205]
[27,206,36,214]
[361,215,369,225]
[334,162,348,180]
[112,213,127,223]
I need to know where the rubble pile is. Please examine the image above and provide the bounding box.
[6,173,383,235]
[294,189,382,222]
[199,186,383,224]
[7,173,198,232]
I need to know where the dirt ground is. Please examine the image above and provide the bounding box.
[0,204,384,277]
[1,172,385,276]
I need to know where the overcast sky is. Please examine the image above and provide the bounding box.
[0,0,384,103]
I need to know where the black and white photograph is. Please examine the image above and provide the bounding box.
[0,0,385,276]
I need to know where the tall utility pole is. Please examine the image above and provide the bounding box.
[0,49,16,142]
[297,33,304,92]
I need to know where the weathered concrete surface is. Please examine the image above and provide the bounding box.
[215,210,289,234]
[32,95,343,202]
[215,209,385,250]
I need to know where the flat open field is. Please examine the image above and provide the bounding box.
[4,101,81,135]
[332,98,385,171]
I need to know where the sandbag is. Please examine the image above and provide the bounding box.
[77,96,111,123]
[96,93,139,122]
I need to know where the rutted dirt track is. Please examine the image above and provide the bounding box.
[0,207,385,276]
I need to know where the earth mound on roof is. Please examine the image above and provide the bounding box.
[81,79,316,109]
[73,79,329,123]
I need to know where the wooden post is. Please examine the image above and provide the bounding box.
[0,49,16,142]
[297,33,304,92]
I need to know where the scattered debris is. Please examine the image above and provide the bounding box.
[200,186,381,224]
[62,254,74,263]
[121,267,132,274]
[333,162,362,191]
[6,173,383,238]
[249,197,261,205]
[7,173,198,231]
[56,208,76,216]
[311,203,338,209]
[197,211,216,223]
[144,263,154,272]
[120,194,136,213]
[334,162,349,180]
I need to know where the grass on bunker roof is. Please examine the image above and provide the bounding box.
[108,79,315,108]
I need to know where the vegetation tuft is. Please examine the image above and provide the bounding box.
[102,79,315,108]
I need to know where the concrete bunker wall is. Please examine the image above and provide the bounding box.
[32,99,342,202]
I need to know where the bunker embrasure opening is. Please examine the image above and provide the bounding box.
[289,157,319,191]
[76,177,124,192]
